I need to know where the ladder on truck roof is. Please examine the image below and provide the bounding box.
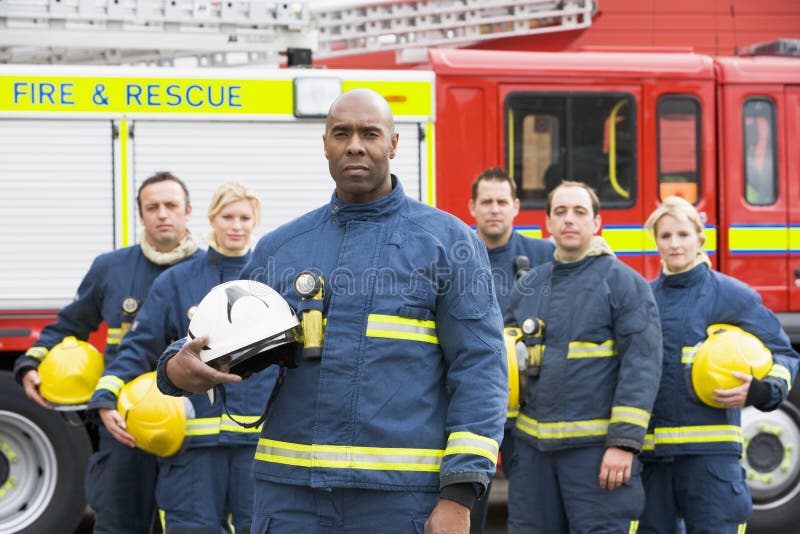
[0,0,595,66]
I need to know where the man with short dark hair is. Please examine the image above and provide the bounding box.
[467,167,554,533]
[506,180,662,533]
[15,171,199,534]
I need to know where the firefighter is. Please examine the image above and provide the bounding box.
[87,181,268,533]
[506,181,663,533]
[157,88,508,533]
[14,172,198,534]
[467,167,554,533]
[639,195,799,533]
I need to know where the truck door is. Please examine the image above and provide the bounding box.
[501,85,644,271]
[719,85,789,312]
[788,86,800,312]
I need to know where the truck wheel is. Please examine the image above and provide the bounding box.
[741,394,800,534]
[0,371,91,534]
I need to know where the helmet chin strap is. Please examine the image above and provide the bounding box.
[213,365,289,430]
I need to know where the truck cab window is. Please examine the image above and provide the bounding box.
[506,92,636,209]
[743,98,777,206]
[657,96,701,204]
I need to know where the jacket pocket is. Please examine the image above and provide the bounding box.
[704,457,752,522]
[156,455,195,514]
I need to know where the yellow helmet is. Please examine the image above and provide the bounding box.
[691,324,773,408]
[504,327,524,414]
[117,372,192,457]
[38,336,104,410]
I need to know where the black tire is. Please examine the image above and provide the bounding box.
[743,388,800,534]
[0,371,92,534]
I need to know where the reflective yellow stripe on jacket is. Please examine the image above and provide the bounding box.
[185,417,221,437]
[25,346,48,361]
[220,414,262,433]
[106,327,122,345]
[445,431,499,464]
[567,340,616,358]
[365,314,438,344]
[517,413,609,440]
[642,425,743,451]
[681,346,697,365]
[610,406,650,429]
[185,415,263,436]
[768,364,792,389]
[255,438,444,472]
[95,375,125,396]
[254,431,497,472]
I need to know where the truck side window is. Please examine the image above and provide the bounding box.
[743,98,777,206]
[657,96,701,204]
[505,92,636,209]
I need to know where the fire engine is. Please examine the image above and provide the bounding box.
[1,2,799,533]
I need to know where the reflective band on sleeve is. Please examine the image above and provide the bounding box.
[567,340,616,358]
[366,314,438,344]
[768,364,792,389]
[255,438,444,472]
[516,413,609,440]
[185,417,221,437]
[507,408,519,419]
[681,346,697,364]
[629,520,639,534]
[444,431,499,464]
[220,414,262,433]
[643,425,742,449]
[25,346,48,361]
[106,328,122,345]
[610,406,650,429]
[95,375,124,396]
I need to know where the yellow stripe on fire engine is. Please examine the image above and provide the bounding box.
[728,225,787,253]
[605,226,717,256]
[790,226,800,253]
[426,122,436,206]
[517,227,544,239]
[342,80,433,117]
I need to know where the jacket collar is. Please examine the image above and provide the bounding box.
[329,175,406,224]
[659,262,709,288]
[206,246,251,266]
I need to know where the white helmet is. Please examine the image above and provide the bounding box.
[187,280,299,377]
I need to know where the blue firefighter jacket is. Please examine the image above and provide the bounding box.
[643,263,799,458]
[487,231,554,325]
[158,178,508,494]
[88,247,276,448]
[14,245,200,383]
[508,252,663,453]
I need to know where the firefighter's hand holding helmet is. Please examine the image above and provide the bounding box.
[98,407,136,448]
[165,335,241,394]
[710,372,754,408]
[166,280,299,394]
[21,369,48,409]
